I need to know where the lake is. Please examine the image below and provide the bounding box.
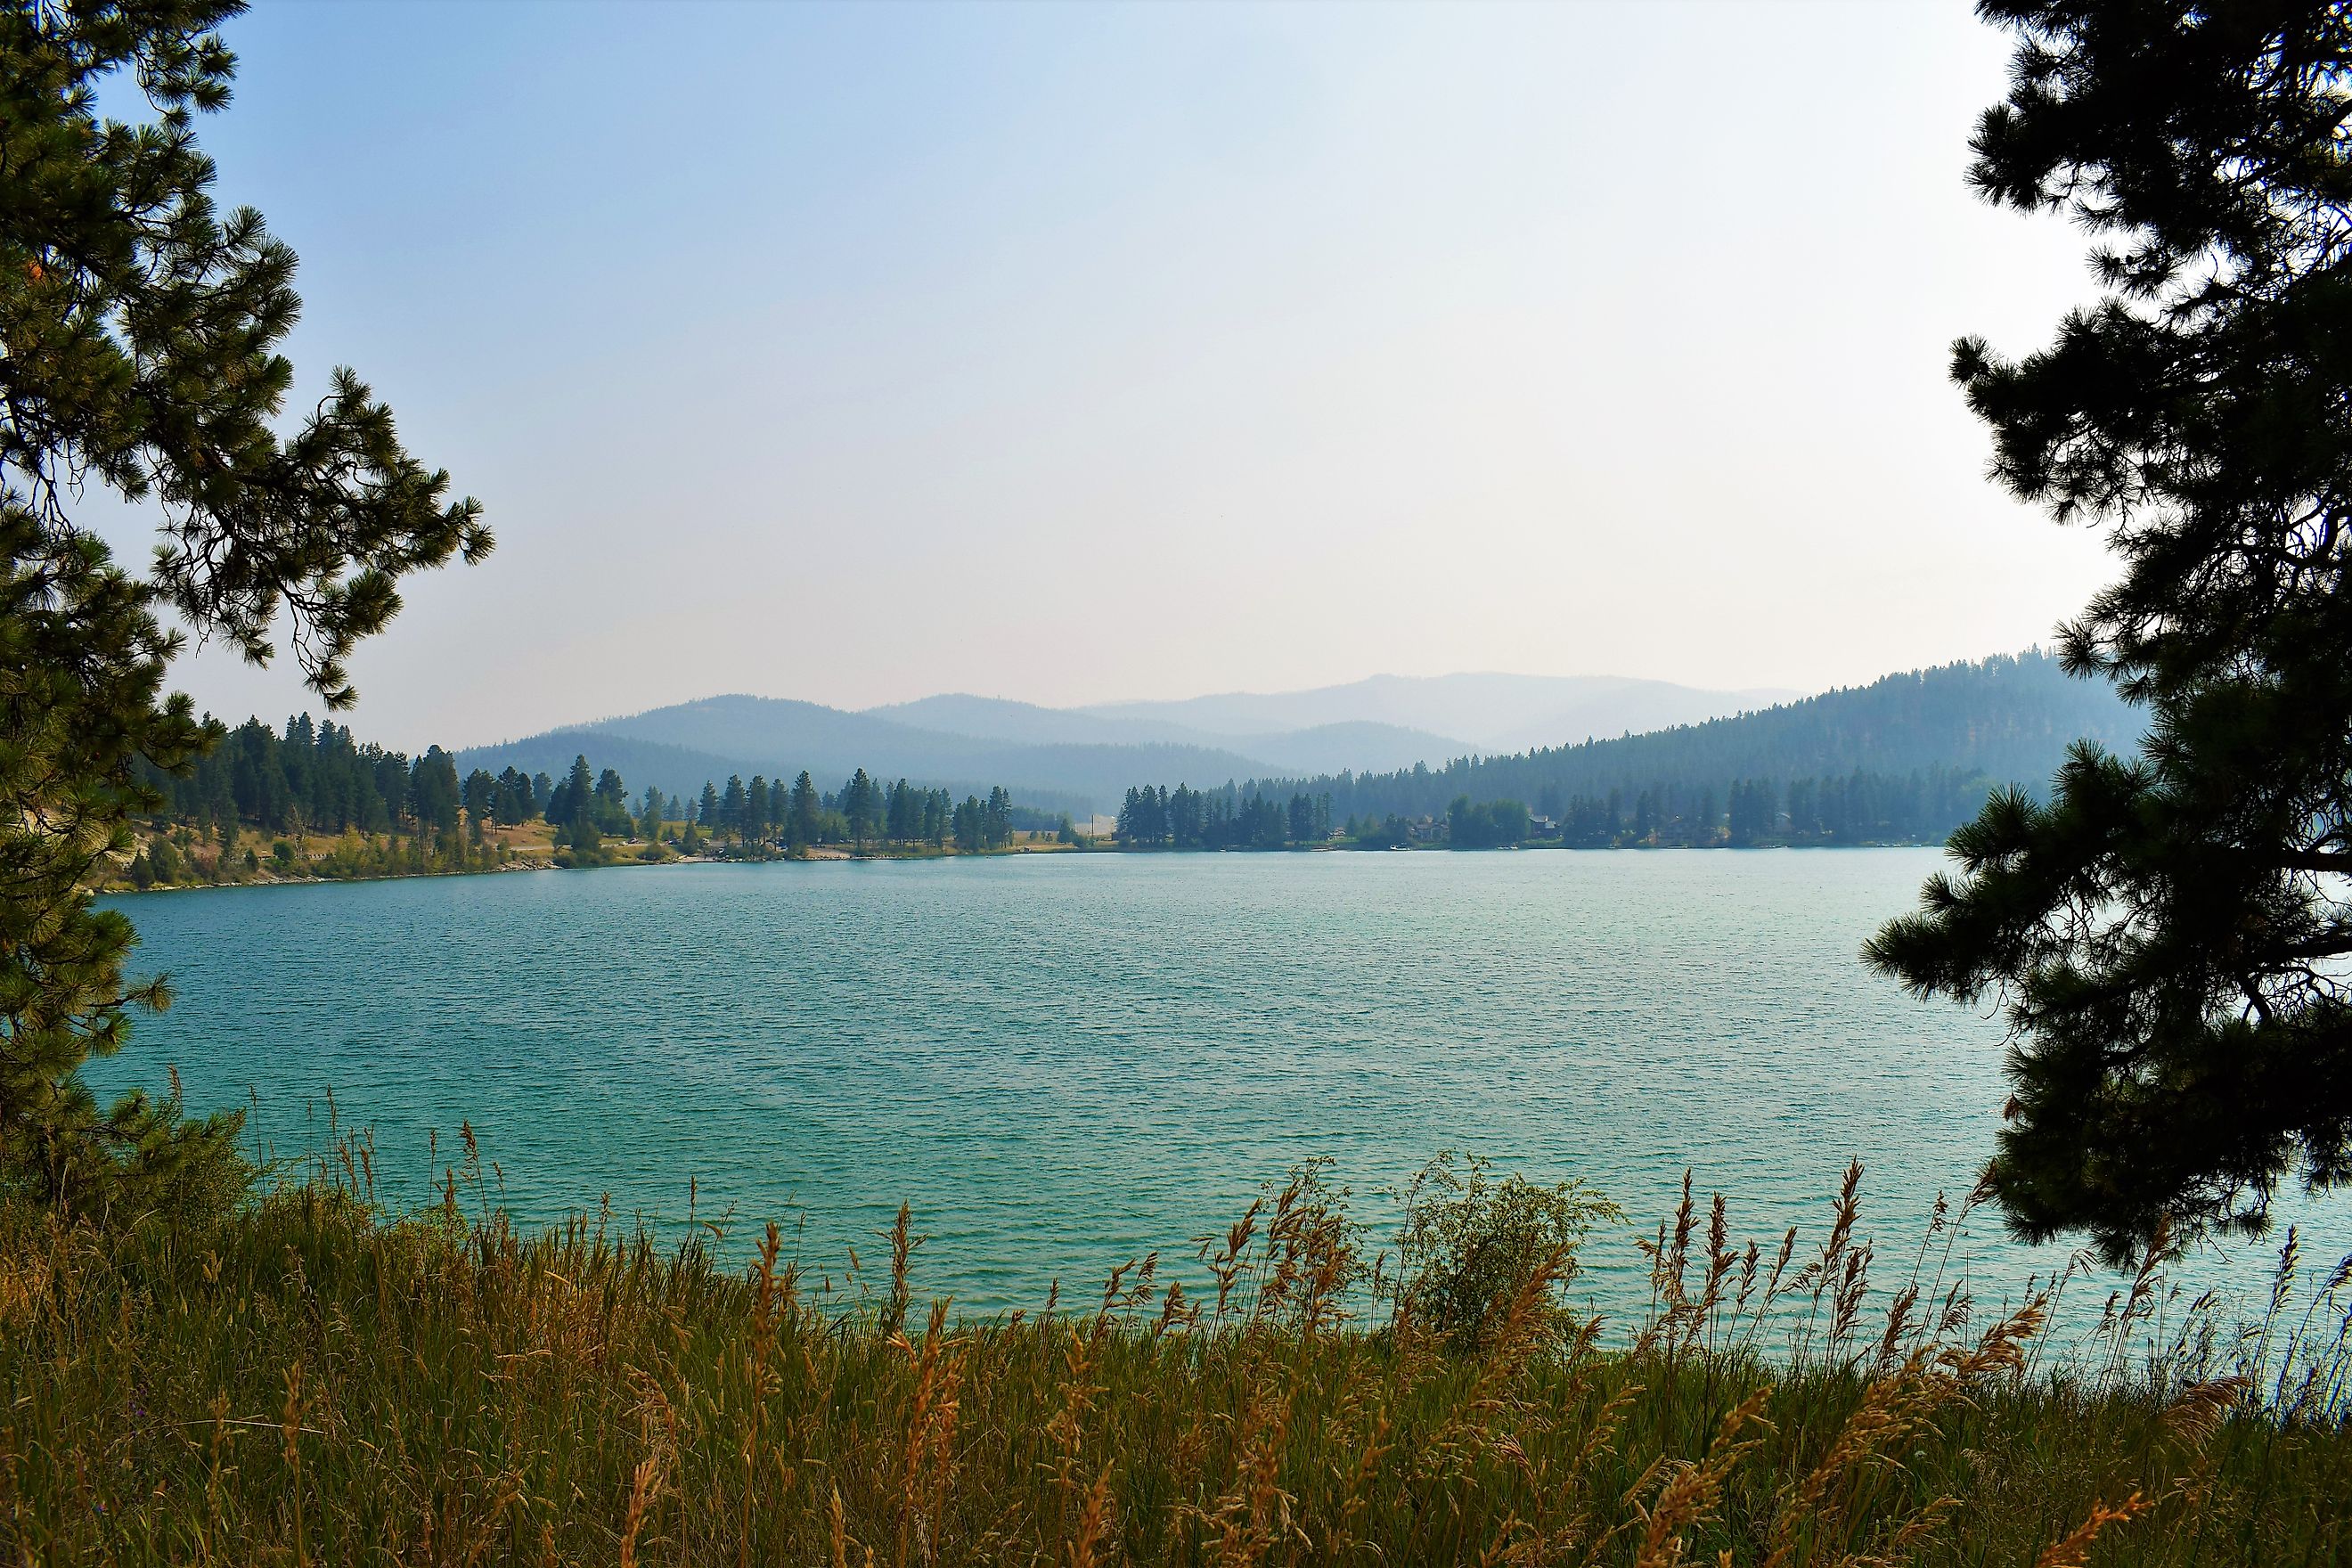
[92,850,2346,1321]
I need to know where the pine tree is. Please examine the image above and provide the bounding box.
[593,766,628,833]
[721,775,747,846]
[789,771,818,852]
[1869,1,2352,1262]
[886,778,915,843]
[844,769,878,848]
[412,748,462,835]
[461,768,496,828]
[0,0,487,1213]
[985,786,1010,850]
[557,756,594,830]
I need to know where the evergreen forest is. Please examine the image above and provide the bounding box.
[122,715,1047,884]
[1110,652,2127,849]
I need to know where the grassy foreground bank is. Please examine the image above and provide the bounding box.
[2,1155,2347,1565]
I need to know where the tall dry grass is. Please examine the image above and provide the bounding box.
[0,1139,2346,1565]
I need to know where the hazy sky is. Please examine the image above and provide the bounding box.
[94,0,2119,750]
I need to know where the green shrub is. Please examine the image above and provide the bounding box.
[1389,1151,1619,1352]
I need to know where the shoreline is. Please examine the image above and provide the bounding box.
[100,837,1090,895]
[101,834,1957,895]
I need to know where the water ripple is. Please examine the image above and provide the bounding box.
[94,851,2346,1318]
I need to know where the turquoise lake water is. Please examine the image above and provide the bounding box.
[92,850,2348,1320]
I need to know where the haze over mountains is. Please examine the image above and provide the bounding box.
[452,657,2136,820]
[455,674,1792,813]
[1266,650,2140,824]
[856,695,1463,772]
[1080,674,1800,755]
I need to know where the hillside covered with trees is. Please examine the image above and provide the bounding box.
[1110,652,2138,849]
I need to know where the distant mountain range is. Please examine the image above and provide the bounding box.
[452,658,2137,820]
[453,674,1788,813]
[1079,673,1799,755]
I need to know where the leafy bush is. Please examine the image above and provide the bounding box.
[1389,1151,1619,1351]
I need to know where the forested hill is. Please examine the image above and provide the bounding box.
[1252,651,2137,824]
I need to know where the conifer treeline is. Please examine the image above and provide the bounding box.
[1114,765,1995,848]
[1114,784,1332,848]
[135,716,1032,858]
[1510,764,1997,846]
[137,715,462,837]
[656,767,1021,853]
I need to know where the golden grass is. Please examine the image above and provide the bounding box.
[0,1147,2347,1565]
